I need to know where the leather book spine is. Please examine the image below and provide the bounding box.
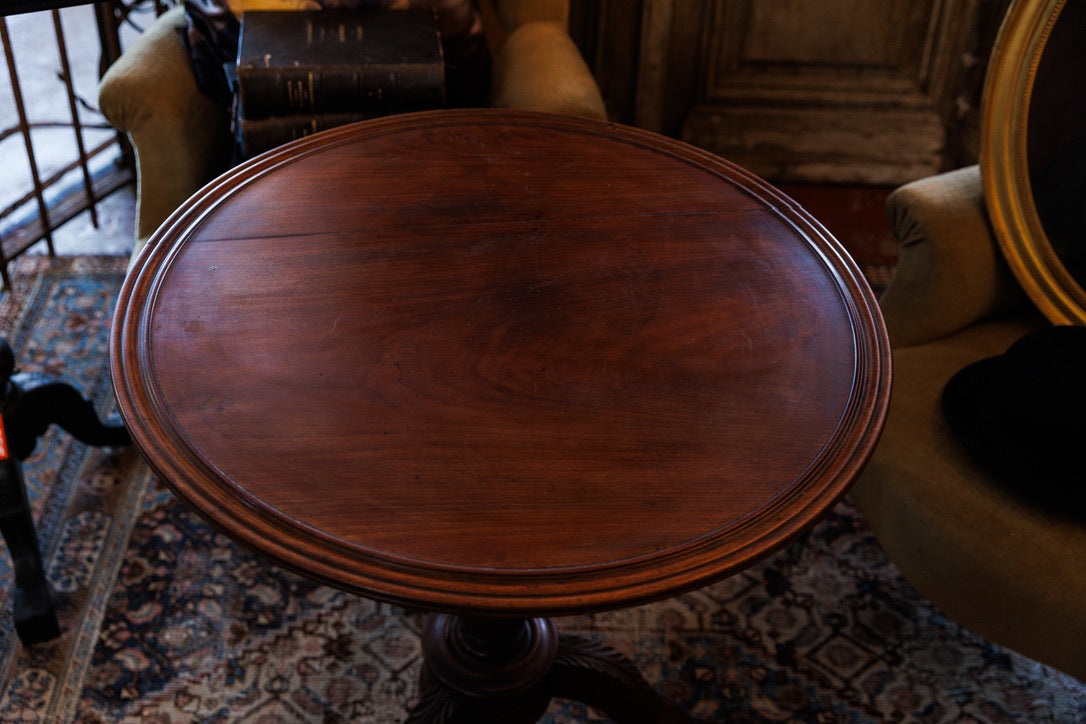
[237,63,444,118]
[239,111,385,157]
[236,9,444,119]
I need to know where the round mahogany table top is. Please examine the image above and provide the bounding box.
[111,110,890,616]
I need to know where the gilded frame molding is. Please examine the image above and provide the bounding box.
[981,0,1086,324]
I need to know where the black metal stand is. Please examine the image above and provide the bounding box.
[0,338,129,645]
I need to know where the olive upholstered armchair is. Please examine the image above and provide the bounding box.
[849,164,1086,682]
[849,0,1086,682]
[97,0,606,257]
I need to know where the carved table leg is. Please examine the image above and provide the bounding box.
[0,338,130,646]
[548,634,705,724]
[405,613,707,724]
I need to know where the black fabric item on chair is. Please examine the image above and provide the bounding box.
[942,324,1086,519]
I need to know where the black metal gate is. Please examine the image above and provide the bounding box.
[0,1,174,288]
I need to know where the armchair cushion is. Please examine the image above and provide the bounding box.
[850,312,1086,682]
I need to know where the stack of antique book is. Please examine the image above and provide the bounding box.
[234,9,444,157]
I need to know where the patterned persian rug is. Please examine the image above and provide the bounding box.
[0,255,1083,723]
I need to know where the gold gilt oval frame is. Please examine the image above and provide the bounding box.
[981,0,1086,324]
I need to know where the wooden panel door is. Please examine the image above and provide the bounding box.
[573,0,1007,185]
[682,0,970,184]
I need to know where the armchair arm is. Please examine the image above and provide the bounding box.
[490,21,606,119]
[481,0,606,120]
[878,165,1031,347]
[98,7,232,246]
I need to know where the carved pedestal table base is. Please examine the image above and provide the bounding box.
[408,614,703,723]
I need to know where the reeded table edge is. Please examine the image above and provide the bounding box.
[110,109,891,616]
